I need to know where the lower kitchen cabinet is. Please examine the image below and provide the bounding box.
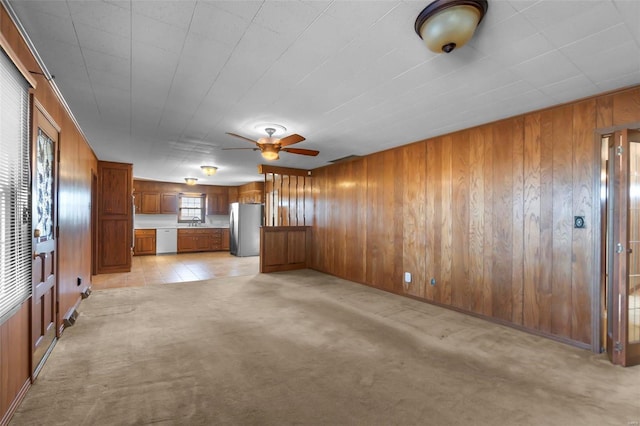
[134,229,156,255]
[177,228,230,253]
[221,228,230,250]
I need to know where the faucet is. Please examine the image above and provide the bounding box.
[191,216,200,227]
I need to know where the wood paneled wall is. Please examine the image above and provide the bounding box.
[57,113,96,327]
[1,5,98,424]
[312,85,640,348]
[0,302,30,426]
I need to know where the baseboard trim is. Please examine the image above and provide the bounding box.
[0,378,30,426]
[308,266,593,352]
[32,337,57,380]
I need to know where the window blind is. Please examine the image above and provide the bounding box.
[0,48,31,324]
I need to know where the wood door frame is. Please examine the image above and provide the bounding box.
[595,122,640,358]
[91,170,98,276]
[30,97,61,379]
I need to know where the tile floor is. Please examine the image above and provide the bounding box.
[91,252,260,290]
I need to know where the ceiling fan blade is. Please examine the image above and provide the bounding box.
[279,134,305,147]
[282,148,319,156]
[226,132,258,144]
[222,147,259,151]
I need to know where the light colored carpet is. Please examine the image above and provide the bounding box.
[11,270,640,425]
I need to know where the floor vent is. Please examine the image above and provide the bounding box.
[63,309,79,327]
[81,287,92,299]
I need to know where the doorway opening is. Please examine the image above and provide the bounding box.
[601,128,640,366]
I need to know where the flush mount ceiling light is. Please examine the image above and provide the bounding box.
[414,0,488,54]
[200,165,218,176]
[185,177,198,185]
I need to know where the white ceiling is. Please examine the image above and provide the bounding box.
[6,0,640,185]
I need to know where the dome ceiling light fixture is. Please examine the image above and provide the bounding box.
[200,165,218,176]
[260,143,280,161]
[185,177,198,185]
[414,0,488,54]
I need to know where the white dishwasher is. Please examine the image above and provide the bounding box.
[156,228,177,254]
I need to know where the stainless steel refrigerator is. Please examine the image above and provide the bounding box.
[229,203,263,256]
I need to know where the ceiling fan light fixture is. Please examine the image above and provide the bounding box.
[257,127,279,145]
[185,177,198,185]
[200,165,218,176]
[415,0,488,53]
[257,136,279,145]
[261,145,280,161]
[254,123,286,136]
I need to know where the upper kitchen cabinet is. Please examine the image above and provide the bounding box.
[97,161,132,274]
[133,191,141,213]
[237,182,264,204]
[140,192,160,214]
[133,179,235,215]
[133,180,179,214]
[208,191,229,215]
[161,193,178,214]
[134,191,177,214]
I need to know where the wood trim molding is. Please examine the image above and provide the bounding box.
[32,97,61,132]
[0,32,37,88]
[258,164,312,177]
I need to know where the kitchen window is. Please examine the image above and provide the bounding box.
[178,193,205,224]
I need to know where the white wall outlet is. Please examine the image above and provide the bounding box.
[404,272,412,283]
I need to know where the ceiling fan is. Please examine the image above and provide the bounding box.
[224,128,319,161]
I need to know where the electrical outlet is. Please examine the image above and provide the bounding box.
[430,278,436,286]
[404,272,412,283]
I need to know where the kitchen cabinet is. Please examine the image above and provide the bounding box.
[135,191,177,214]
[177,228,230,253]
[207,193,229,215]
[177,230,194,252]
[134,229,156,255]
[97,161,132,274]
[133,180,231,216]
[210,229,222,250]
[140,192,160,214]
[221,228,230,250]
[236,181,264,204]
[100,163,131,215]
[161,193,178,213]
[133,192,141,213]
[178,229,212,253]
